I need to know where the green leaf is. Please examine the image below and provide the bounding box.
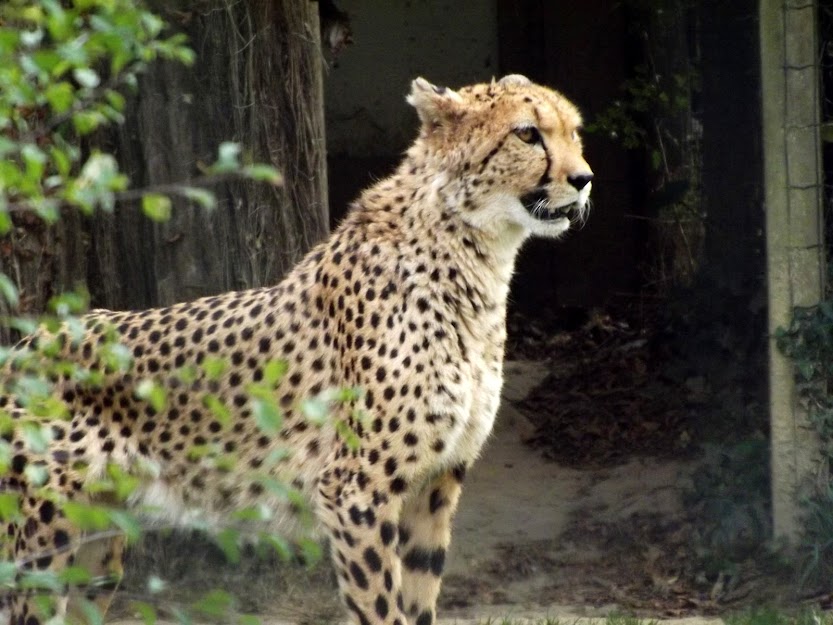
[194,588,235,618]
[19,569,63,592]
[0,561,18,585]
[297,537,323,565]
[24,463,48,486]
[203,394,231,427]
[106,463,141,501]
[300,396,329,425]
[214,530,241,564]
[131,601,158,625]
[0,274,19,308]
[213,142,241,172]
[104,89,126,112]
[135,379,167,413]
[108,509,142,543]
[100,343,133,373]
[146,575,166,594]
[19,28,44,48]
[59,565,93,585]
[0,437,11,473]
[252,398,282,435]
[49,290,89,316]
[263,359,287,387]
[62,501,110,531]
[0,492,21,521]
[73,110,105,135]
[257,532,291,560]
[242,164,283,186]
[73,67,100,89]
[141,193,172,222]
[20,422,52,454]
[44,80,74,113]
[231,504,270,523]
[50,145,72,177]
[201,357,226,380]
[180,186,216,211]
[76,599,105,625]
[31,49,60,73]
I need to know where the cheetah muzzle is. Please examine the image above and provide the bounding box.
[1,74,592,625]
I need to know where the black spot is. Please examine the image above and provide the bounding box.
[54,529,70,549]
[430,548,445,575]
[349,561,369,590]
[380,521,396,545]
[416,610,433,625]
[390,477,407,493]
[11,454,26,474]
[375,595,389,619]
[402,547,445,576]
[429,489,446,514]
[38,501,55,524]
[345,596,371,625]
[363,546,383,572]
[452,464,467,483]
[402,547,431,572]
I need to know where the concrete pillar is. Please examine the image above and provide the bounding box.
[760,0,825,541]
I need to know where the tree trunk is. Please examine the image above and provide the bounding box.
[91,0,329,310]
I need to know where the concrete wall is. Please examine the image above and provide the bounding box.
[760,0,825,541]
[325,0,498,159]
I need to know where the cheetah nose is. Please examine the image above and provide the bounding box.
[567,173,594,191]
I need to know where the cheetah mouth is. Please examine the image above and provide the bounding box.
[520,190,577,222]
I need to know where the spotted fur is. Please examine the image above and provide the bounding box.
[0,74,592,625]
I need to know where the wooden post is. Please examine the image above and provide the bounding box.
[760,0,825,541]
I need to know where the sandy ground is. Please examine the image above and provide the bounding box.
[439,360,705,622]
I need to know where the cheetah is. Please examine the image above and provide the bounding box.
[1,74,592,625]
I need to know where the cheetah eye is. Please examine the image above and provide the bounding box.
[514,126,541,145]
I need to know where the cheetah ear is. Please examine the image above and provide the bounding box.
[407,77,463,128]
[498,74,531,87]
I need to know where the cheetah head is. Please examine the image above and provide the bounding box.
[407,74,593,241]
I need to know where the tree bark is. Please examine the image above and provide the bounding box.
[91,0,329,310]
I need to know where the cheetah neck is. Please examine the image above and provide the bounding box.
[351,160,526,317]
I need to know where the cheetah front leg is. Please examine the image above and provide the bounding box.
[397,464,466,625]
[317,473,409,625]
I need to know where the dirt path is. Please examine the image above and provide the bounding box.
[440,361,704,620]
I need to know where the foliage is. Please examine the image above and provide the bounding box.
[0,1,297,624]
[776,277,833,587]
[725,607,833,625]
[586,1,704,290]
[776,299,833,463]
[683,439,771,577]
